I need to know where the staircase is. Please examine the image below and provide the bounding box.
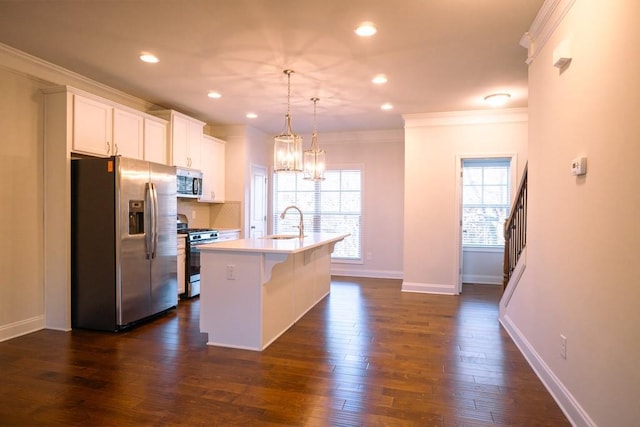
[503,163,527,290]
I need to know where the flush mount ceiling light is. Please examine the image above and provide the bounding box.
[207,91,222,99]
[484,93,511,107]
[355,22,377,37]
[381,103,393,110]
[139,52,159,63]
[372,74,388,84]
[303,98,326,181]
[246,112,257,119]
[273,70,303,173]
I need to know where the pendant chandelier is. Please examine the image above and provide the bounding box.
[273,69,303,172]
[303,97,326,181]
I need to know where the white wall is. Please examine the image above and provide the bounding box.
[320,130,405,279]
[403,110,528,294]
[0,66,46,340]
[462,248,503,285]
[209,124,269,238]
[501,1,640,425]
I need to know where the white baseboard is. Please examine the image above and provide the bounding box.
[0,315,45,342]
[400,281,456,295]
[330,266,403,280]
[500,314,595,427]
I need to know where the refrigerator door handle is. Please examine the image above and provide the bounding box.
[150,182,159,259]
[145,182,156,259]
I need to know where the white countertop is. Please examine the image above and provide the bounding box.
[199,232,349,254]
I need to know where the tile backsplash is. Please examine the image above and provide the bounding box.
[209,201,241,229]
[177,199,241,230]
[176,199,213,228]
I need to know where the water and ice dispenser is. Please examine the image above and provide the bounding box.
[128,200,145,235]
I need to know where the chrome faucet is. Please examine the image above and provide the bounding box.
[280,205,304,238]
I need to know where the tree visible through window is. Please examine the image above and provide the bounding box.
[273,168,362,261]
[462,158,511,247]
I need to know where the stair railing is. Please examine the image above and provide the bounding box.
[503,163,528,290]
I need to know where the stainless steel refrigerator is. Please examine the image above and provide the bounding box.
[71,156,178,331]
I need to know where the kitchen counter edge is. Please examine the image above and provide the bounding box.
[198,233,349,254]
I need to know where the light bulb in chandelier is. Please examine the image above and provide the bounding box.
[274,70,303,172]
[303,97,326,181]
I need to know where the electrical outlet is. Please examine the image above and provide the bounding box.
[560,334,567,359]
[226,264,236,280]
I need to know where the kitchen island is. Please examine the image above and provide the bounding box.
[198,233,348,351]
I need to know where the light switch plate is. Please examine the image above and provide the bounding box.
[571,156,587,176]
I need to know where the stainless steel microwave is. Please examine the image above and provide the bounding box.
[176,167,203,198]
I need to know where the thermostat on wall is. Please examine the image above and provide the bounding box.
[571,156,587,176]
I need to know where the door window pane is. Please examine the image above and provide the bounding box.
[462,159,511,246]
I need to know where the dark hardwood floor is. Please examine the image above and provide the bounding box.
[0,277,569,426]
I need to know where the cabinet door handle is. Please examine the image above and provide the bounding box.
[106,141,110,154]
[114,143,119,155]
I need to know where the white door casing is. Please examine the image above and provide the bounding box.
[249,164,267,238]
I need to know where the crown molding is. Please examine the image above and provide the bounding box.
[521,0,576,65]
[0,42,155,111]
[255,127,404,145]
[319,128,404,145]
[403,108,528,128]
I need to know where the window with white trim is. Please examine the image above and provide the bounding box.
[462,158,511,247]
[273,168,362,261]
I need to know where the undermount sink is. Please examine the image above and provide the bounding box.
[263,234,304,240]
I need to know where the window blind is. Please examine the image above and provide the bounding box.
[273,169,362,261]
[462,158,511,247]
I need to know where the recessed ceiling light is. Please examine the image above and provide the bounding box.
[355,22,377,37]
[381,103,393,111]
[139,52,159,64]
[484,93,511,107]
[372,74,388,84]
[207,91,222,99]
[246,112,258,119]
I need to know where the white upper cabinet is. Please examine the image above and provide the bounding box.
[112,107,144,159]
[150,110,204,169]
[200,135,226,203]
[73,94,113,156]
[187,119,203,170]
[143,116,168,164]
[71,90,164,161]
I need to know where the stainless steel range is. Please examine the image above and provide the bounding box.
[177,214,218,298]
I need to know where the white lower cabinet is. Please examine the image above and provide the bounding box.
[177,235,186,295]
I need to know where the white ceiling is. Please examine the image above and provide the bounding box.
[0,0,542,134]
